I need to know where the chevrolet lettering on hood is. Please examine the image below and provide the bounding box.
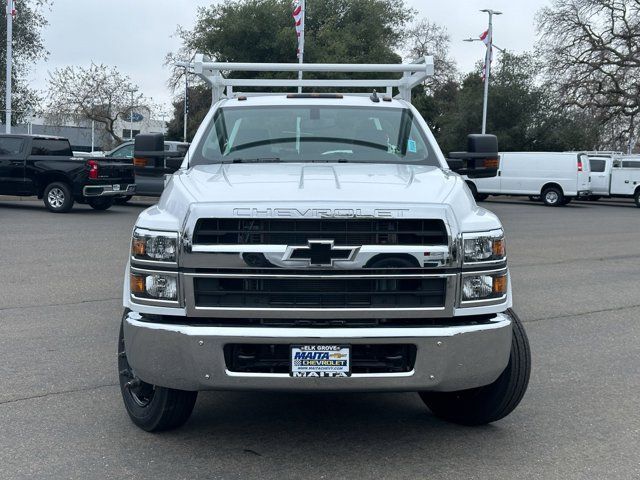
[233,207,410,218]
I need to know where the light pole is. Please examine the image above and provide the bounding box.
[183,69,188,142]
[464,9,502,134]
[5,1,14,133]
[126,88,137,140]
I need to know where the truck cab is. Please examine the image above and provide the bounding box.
[588,153,640,206]
[117,59,530,432]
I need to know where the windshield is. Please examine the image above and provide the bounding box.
[190,105,439,166]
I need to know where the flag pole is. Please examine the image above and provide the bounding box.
[297,0,305,93]
[480,9,501,135]
[5,0,13,133]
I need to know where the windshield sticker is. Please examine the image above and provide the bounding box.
[407,139,417,153]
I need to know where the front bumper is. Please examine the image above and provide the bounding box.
[123,310,513,393]
[83,184,136,197]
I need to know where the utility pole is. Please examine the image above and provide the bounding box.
[5,0,14,133]
[464,9,502,134]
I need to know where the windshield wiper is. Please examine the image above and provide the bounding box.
[306,158,350,163]
[227,157,282,163]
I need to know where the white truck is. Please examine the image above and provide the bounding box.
[118,58,530,432]
[588,153,640,207]
[463,151,592,206]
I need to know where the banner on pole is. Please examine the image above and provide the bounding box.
[292,0,304,58]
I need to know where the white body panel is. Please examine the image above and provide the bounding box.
[467,152,591,197]
[588,155,640,197]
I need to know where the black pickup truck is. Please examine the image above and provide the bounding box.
[0,134,135,212]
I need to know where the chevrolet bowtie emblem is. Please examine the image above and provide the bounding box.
[283,240,360,266]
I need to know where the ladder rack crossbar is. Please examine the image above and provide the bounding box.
[178,55,435,105]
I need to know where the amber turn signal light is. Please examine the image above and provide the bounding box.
[483,158,499,168]
[131,238,146,256]
[130,274,146,294]
[493,275,508,295]
[492,238,505,257]
[133,157,147,167]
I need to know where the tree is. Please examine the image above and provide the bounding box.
[416,52,602,153]
[46,63,148,145]
[404,19,457,88]
[0,0,50,123]
[537,0,640,152]
[166,0,414,139]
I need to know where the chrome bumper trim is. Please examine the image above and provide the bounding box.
[83,184,135,197]
[123,310,513,392]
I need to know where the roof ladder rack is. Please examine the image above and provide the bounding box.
[177,54,435,105]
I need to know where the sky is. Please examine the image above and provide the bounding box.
[30,0,550,114]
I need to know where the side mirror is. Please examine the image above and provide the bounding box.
[447,134,499,179]
[165,156,184,172]
[133,133,164,168]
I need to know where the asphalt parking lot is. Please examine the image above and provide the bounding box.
[1,196,639,480]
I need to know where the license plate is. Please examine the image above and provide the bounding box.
[112,184,121,191]
[290,345,350,377]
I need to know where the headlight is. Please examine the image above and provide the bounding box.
[130,272,178,301]
[131,228,178,263]
[462,230,505,263]
[461,272,508,302]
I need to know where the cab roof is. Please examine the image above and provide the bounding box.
[218,94,410,109]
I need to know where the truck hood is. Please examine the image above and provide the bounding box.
[178,163,457,204]
[141,162,501,235]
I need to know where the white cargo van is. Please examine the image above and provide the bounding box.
[588,154,640,207]
[464,152,591,206]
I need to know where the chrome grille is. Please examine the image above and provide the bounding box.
[193,276,446,308]
[192,218,448,246]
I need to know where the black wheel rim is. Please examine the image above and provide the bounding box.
[118,332,155,407]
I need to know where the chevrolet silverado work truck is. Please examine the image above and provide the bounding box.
[118,59,531,431]
[0,134,135,212]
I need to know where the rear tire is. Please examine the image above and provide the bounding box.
[542,186,564,207]
[419,309,531,426]
[43,182,74,213]
[88,197,113,210]
[118,315,197,432]
[634,189,640,208]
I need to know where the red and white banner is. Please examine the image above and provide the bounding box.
[292,0,304,58]
[6,0,16,17]
[480,30,489,46]
[480,30,492,80]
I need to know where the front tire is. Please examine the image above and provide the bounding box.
[542,186,564,207]
[466,182,488,202]
[419,309,531,426]
[118,316,197,432]
[43,182,74,213]
[88,197,113,210]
